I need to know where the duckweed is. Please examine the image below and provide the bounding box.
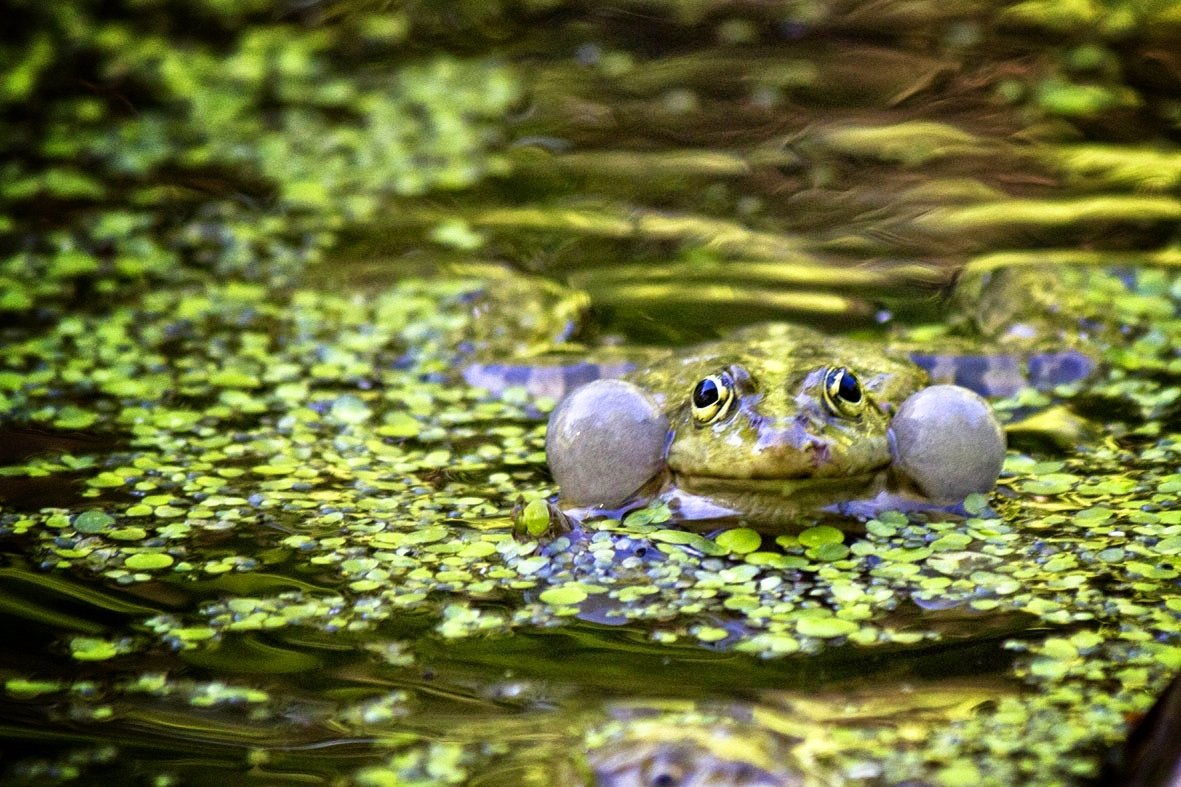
[519,498,554,536]
[72,511,114,534]
[69,638,123,662]
[123,553,174,571]
[538,586,588,606]
[716,528,762,554]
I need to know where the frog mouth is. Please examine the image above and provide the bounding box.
[675,472,885,500]
[666,471,892,523]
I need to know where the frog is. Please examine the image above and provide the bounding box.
[453,265,1170,525]
[541,322,1005,524]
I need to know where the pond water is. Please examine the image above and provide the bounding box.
[4,1,1181,784]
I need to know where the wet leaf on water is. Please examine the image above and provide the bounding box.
[73,510,114,534]
[715,528,761,554]
[124,553,174,570]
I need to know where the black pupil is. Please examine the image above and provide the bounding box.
[835,369,861,402]
[693,378,719,408]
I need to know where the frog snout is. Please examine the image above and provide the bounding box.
[751,421,836,470]
[752,420,813,454]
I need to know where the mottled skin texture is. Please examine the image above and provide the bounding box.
[620,323,928,517]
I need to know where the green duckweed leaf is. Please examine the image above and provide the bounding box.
[73,510,115,534]
[715,528,761,554]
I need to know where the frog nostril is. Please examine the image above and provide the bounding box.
[754,422,811,452]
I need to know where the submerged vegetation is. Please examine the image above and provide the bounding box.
[4,0,1181,784]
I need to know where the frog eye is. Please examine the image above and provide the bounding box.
[691,372,736,425]
[821,366,865,418]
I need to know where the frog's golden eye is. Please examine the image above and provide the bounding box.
[822,366,865,418]
[691,372,736,425]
